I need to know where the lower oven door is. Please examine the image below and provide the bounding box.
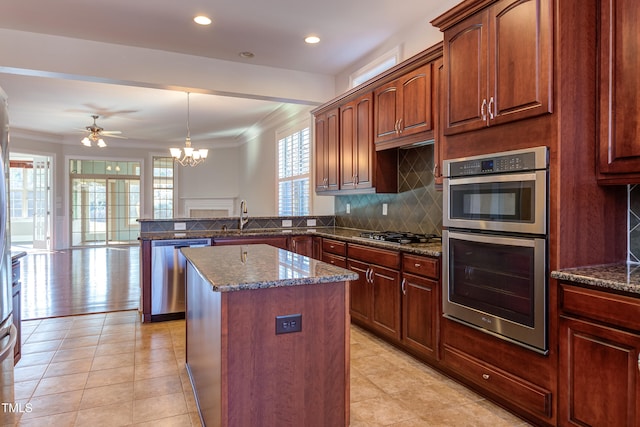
[442,230,547,354]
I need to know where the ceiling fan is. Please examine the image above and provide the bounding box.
[78,115,126,147]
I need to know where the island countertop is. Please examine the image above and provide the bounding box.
[181,244,359,292]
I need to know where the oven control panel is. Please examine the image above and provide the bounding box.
[446,147,548,177]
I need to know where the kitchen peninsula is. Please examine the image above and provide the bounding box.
[181,244,358,427]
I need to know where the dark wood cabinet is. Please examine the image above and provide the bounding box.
[290,235,314,258]
[374,64,433,148]
[340,93,373,191]
[558,283,640,427]
[321,238,347,268]
[314,108,339,193]
[440,0,552,135]
[401,254,440,361]
[597,0,640,183]
[347,244,401,341]
[433,58,444,187]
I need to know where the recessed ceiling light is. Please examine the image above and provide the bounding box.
[239,51,255,58]
[194,15,212,25]
[305,35,320,44]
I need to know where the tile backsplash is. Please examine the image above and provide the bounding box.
[335,144,443,235]
[629,185,640,263]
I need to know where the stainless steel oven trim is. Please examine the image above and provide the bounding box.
[442,230,548,354]
[443,169,548,235]
[443,146,549,177]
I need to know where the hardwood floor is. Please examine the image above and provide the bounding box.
[18,246,140,320]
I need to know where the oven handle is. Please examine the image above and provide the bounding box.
[446,171,541,185]
[445,230,543,248]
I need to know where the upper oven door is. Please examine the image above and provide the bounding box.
[443,170,547,234]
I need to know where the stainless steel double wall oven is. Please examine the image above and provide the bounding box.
[443,146,549,354]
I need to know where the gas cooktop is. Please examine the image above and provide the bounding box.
[359,231,441,244]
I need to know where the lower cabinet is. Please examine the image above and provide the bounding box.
[401,273,438,361]
[401,253,440,361]
[290,235,314,258]
[347,244,401,342]
[558,283,640,427]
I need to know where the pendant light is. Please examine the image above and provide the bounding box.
[170,92,209,167]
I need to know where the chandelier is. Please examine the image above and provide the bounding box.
[170,92,208,167]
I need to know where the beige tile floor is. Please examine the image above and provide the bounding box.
[12,311,531,427]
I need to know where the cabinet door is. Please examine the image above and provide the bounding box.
[353,94,373,189]
[314,112,328,193]
[290,236,313,258]
[314,108,339,193]
[559,316,640,427]
[402,273,438,360]
[373,81,401,144]
[443,11,488,135]
[371,265,401,340]
[339,102,356,189]
[488,0,552,126]
[398,64,432,137]
[598,0,640,176]
[347,259,372,323]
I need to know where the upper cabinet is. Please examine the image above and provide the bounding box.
[439,0,553,136]
[340,94,374,191]
[312,44,442,195]
[374,64,433,149]
[314,108,339,193]
[597,0,640,183]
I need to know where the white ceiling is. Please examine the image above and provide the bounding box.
[0,0,457,149]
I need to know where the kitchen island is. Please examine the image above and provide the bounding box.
[181,244,358,427]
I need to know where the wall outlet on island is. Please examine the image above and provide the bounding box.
[382,203,388,216]
[282,219,292,227]
[275,314,302,335]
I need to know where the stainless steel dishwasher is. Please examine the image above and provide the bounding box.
[151,238,211,321]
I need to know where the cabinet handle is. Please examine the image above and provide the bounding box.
[398,118,403,134]
[481,98,487,121]
[482,374,490,380]
[394,119,400,134]
[401,278,407,296]
[488,97,495,120]
[433,164,438,176]
[414,263,421,268]
[637,354,640,373]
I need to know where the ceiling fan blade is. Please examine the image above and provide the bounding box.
[103,134,128,139]
[100,130,122,135]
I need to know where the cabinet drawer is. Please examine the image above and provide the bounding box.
[322,253,347,268]
[348,244,401,270]
[443,345,552,418]
[559,283,640,331]
[322,239,346,256]
[402,254,439,279]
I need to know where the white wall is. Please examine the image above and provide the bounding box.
[237,108,335,217]
[334,16,445,95]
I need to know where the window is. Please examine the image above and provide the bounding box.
[152,157,174,219]
[350,46,400,88]
[277,126,310,216]
[9,161,34,218]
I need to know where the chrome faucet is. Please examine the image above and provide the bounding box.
[239,199,249,231]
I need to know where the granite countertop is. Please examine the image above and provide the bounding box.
[141,227,443,257]
[181,244,359,292]
[551,263,640,295]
